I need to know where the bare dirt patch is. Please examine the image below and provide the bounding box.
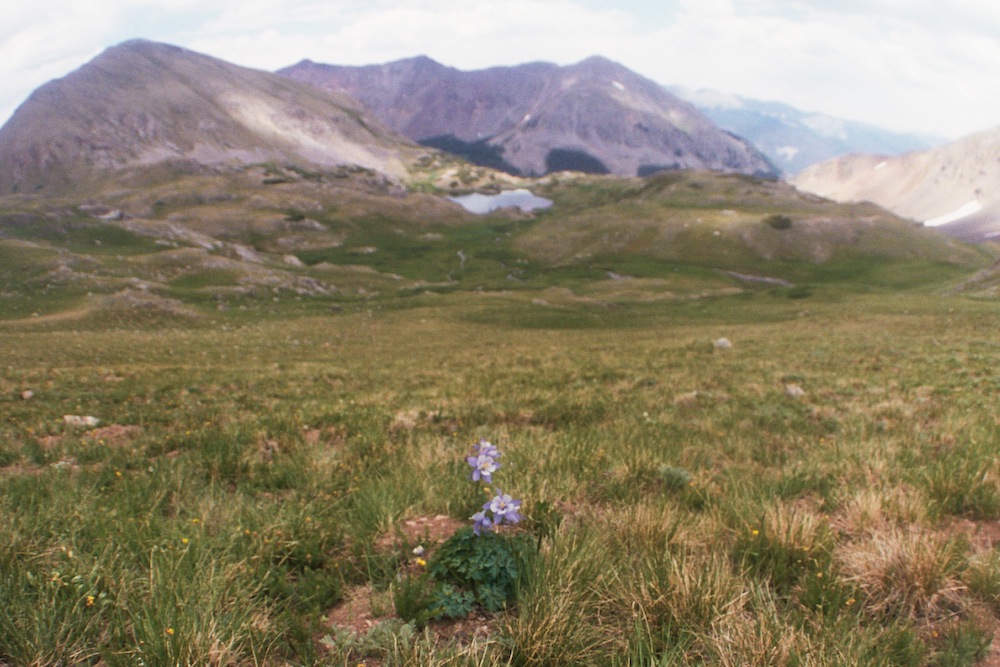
[946,518,1000,551]
[84,424,142,447]
[325,584,394,636]
[322,584,501,652]
[375,514,466,553]
[322,514,498,654]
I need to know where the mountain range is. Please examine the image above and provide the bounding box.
[792,125,1000,242]
[671,88,941,175]
[0,38,993,328]
[277,56,778,179]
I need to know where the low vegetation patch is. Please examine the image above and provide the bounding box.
[1,169,998,665]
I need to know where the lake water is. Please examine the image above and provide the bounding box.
[448,189,553,214]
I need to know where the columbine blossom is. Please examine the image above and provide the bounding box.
[471,510,493,535]
[468,453,498,483]
[474,439,501,460]
[486,491,522,525]
[466,439,522,535]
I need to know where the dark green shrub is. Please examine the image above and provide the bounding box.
[764,214,793,230]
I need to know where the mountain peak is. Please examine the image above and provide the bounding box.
[0,40,421,193]
[574,55,623,69]
[280,56,777,178]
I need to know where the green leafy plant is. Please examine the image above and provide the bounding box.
[428,526,532,613]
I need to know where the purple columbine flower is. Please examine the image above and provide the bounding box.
[471,510,493,535]
[467,452,498,483]
[486,491,522,525]
[474,439,501,460]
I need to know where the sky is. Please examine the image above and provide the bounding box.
[2,0,999,140]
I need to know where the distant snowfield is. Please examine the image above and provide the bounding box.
[924,200,983,227]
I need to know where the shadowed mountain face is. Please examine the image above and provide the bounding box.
[0,40,423,194]
[278,56,778,178]
[792,126,1000,242]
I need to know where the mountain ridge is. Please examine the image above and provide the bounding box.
[792,125,1000,242]
[278,55,778,179]
[672,87,942,174]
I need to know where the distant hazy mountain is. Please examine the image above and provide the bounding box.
[278,56,777,179]
[0,40,422,194]
[672,88,941,175]
[792,125,1000,242]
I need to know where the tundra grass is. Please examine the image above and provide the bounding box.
[1,291,998,665]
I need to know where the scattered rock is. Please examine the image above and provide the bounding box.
[784,383,806,399]
[63,415,100,428]
[673,391,700,407]
[21,390,34,400]
[282,254,305,268]
[713,337,732,349]
[232,244,264,263]
[98,209,124,221]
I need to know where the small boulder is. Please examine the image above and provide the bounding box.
[784,384,806,399]
[63,415,100,428]
[713,337,733,350]
[21,390,34,400]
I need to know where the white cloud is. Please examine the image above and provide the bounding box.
[0,0,998,139]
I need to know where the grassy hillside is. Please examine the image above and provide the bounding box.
[1,167,992,330]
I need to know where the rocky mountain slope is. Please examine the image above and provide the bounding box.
[672,88,940,175]
[0,40,425,194]
[278,56,777,179]
[792,125,1000,242]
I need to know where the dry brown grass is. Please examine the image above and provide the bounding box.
[837,526,968,622]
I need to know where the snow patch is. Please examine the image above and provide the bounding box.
[924,200,983,227]
[875,161,888,170]
[611,81,625,91]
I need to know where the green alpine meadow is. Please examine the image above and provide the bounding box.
[3,165,1000,666]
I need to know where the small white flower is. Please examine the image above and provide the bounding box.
[412,545,425,556]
